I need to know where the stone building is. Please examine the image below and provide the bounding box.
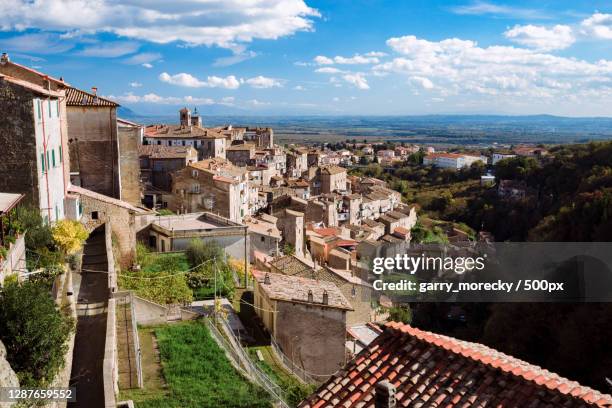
[317,165,347,195]
[226,143,256,167]
[245,214,281,259]
[0,55,70,223]
[244,127,274,148]
[0,193,25,286]
[139,145,198,193]
[117,119,143,205]
[68,185,149,265]
[252,270,351,377]
[144,109,227,160]
[275,209,305,258]
[146,212,247,265]
[170,158,249,223]
[286,149,308,178]
[66,86,121,198]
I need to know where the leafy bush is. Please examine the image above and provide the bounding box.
[0,280,74,386]
[388,305,412,324]
[52,220,89,255]
[185,239,224,268]
[119,251,193,305]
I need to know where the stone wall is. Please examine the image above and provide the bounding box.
[275,301,347,377]
[77,192,137,266]
[0,81,40,207]
[67,107,120,198]
[0,341,19,408]
[117,127,141,205]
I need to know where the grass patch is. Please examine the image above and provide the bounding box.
[125,321,272,408]
[247,346,315,407]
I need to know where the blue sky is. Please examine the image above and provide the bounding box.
[1,0,611,116]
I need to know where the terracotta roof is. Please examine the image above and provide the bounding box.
[253,270,353,311]
[313,227,342,237]
[300,322,612,408]
[66,87,119,107]
[138,145,197,159]
[320,165,347,175]
[0,59,67,85]
[270,255,314,276]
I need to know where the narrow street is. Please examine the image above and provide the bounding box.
[68,227,109,408]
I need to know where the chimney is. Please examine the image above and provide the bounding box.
[264,273,270,285]
[374,381,396,408]
[0,53,9,65]
[322,290,328,305]
[307,289,313,302]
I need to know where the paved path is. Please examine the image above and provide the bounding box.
[68,228,109,408]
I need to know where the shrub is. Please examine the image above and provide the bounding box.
[52,220,89,255]
[185,239,224,268]
[0,280,74,386]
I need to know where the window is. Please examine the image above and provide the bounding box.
[191,170,198,178]
[36,100,42,119]
[46,151,50,171]
[157,141,162,145]
[48,100,52,118]
[56,100,60,117]
[55,205,59,221]
[91,211,99,220]
[52,149,56,167]
[59,145,63,163]
[161,240,166,252]
[182,140,186,146]
[41,153,45,173]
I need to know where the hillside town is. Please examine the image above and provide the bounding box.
[1,54,611,408]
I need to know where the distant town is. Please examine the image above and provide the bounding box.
[1,53,611,408]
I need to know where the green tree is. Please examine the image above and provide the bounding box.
[0,281,74,386]
[388,305,412,324]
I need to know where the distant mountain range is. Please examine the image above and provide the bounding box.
[116,108,612,146]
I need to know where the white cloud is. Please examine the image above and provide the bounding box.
[0,33,74,54]
[449,2,548,19]
[293,85,306,91]
[159,72,240,89]
[377,34,612,100]
[314,55,334,65]
[129,82,142,88]
[78,41,140,57]
[0,0,319,50]
[244,76,283,89]
[504,24,575,51]
[123,52,162,65]
[108,92,216,105]
[315,67,346,74]
[581,13,612,39]
[248,99,270,106]
[410,76,434,89]
[342,73,370,90]
[142,63,153,69]
[314,53,380,65]
[206,75,241,89]
[332,97,340,102]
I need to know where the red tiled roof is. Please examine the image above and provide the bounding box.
[299,322,612,408]
[312,227,341,237]
[66,87,119,107]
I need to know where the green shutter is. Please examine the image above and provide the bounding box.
[59,145,63,163]
[48,100,52,117]
[41,153,45,173]
[46,151,50,170]
[52,149,56,167]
